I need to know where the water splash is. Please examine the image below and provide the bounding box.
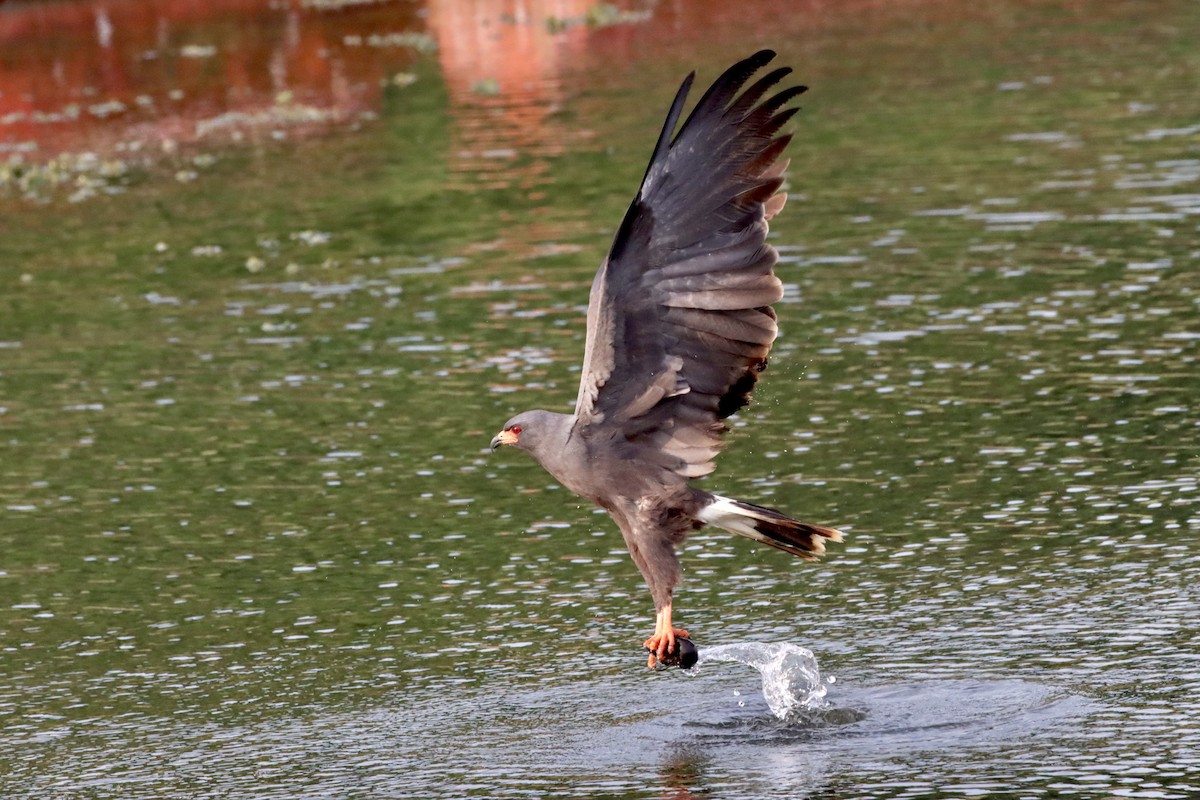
[689,642,831,721]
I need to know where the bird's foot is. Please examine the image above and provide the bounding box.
[643,627,690,669]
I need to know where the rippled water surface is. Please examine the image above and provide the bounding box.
[2,0,1199,797]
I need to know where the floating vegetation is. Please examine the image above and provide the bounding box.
[179,44,218,59]
[194,100,342,139]
[87,99,128,120]
[470,78,501,97]
[303,0,399,9]
[0,147,221,204]
[0,152,128,204]
[291,230,332,246]
[341,32,437,54]
[546,3,653,34]
[585,2,653,27]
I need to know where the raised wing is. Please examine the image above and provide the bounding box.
[572,50,804,481]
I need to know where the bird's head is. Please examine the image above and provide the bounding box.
[490,410,563,456]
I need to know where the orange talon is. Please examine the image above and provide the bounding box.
[642,604,689,668]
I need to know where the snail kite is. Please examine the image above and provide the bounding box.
[491,50,842,669]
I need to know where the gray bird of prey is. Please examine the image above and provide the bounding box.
[491,50,842,669]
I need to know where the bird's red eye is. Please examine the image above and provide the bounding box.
[511,426,522,435]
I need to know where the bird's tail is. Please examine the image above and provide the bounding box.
[698,494,843,560]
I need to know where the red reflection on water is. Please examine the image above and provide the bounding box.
[0,0,426,159]
[0,0,824,185]
[427,0,593,192]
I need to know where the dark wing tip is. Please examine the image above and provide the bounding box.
[636,70,696,193]
[746,48,777,66]
[695,49,779,114]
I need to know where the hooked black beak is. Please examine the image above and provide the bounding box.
[490,429,518,451]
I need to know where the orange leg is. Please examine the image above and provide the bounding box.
[642,604,689,669]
